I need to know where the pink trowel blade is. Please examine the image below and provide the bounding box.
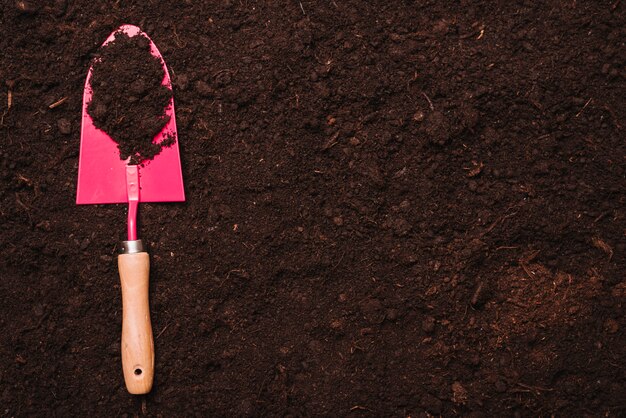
[76,24,185,207]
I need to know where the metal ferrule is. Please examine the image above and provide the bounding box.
[119,239,146,254]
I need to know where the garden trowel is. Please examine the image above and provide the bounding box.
[76,24,185,394]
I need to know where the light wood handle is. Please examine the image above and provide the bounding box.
[118,252,154,394]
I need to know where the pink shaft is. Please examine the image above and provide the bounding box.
[126,165,140,241]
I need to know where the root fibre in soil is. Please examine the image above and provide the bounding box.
[0,1,625,416]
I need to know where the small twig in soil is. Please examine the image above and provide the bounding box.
[410,31,436,39]
[560,274,573,300]
[516,382,554,394]
[505,299,529,309]
[509,388,533,394]
[422,92,434,110]
[350,405,370,412]
[156,323,170,339]
[520,262,535,280]
[464,161,484,177]
[331,251,345,270]
[575,98,592,117]
[213,68,237,80]
[518,251,540,280]
[15,192,33,224]
[592,237,613,261]
[256,372,271,397]
[6,80,14,110]
[322,131,340,150]
[298,1,305,14]
[172,25,186,48]
[593,211,610,223]
[15,192,33,213]
[17,174,33,187]
[481,211,517,237]
[48,97,67,109]
[520,249,540,264]
[470,282,484,307]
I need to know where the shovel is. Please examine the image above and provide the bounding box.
[76,24,185,394]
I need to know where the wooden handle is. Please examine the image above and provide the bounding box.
[118,252,154,394]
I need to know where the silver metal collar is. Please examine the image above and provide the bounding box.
[119,240,145,254]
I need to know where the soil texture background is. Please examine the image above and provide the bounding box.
[1,1,625,416]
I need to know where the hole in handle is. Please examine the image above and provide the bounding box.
[134,368,143,376]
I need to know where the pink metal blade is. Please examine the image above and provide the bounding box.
[76,24,185,204]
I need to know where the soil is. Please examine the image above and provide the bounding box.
[87,30,174,164]
[0,1,625,416]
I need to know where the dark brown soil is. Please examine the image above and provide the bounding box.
[87,30,173,164]
[1,1,625,416]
